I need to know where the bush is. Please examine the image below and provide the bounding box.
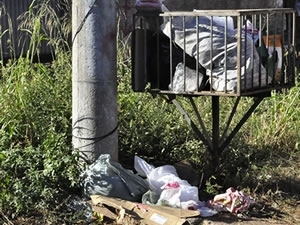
[0,52,81,217]
[0,0,80,220]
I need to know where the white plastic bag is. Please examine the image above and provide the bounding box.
[157,181,181,208]
[134,156,200,206]
[169,62,205,93]
[148,165,181,194]
[134,155,155,177]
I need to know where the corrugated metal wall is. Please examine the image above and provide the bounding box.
[0,0,56,62]
[117,0,284,36]
[162,0,283,10]
[0,0,287,61]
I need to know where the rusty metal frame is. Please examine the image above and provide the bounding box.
[168,93,268,155]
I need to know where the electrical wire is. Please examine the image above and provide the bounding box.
[72,122,118,149]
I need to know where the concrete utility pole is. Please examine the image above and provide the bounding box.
[72,0,118,163]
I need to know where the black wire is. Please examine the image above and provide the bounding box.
[72,122,118,149]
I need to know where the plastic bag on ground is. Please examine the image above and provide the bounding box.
[134,155,155,177]
[134,156,199,207]
[82,154,148,202]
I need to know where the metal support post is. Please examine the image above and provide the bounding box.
[169,94,267,156]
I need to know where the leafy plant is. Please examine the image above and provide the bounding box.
[0,50,81,218]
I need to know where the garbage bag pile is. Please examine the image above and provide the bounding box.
[82,154,255,217]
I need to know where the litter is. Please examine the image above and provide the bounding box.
[207,187,255,213]
[82,154,256,222]
[81,154,148,202]
[90,194,200,225]
[132,5,295,95]
[134,156,200,208]
[157,181,182,208]
[170,62,205,93]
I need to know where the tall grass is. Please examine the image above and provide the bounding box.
[245,87,300,151]
[0,2,16,62]
[18,0,71,62]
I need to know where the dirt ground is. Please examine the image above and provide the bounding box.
[199,207,300,225]
[4,155,300,225]
[4,195,300,225]
[92,203,300,225]
[201,199,300,225]
[89,194,300,225]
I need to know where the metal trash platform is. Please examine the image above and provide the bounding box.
[131,8,296,155]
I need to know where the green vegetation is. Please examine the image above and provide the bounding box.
[0,0,81,223]
[0,0,299,224]
[0,52,82,219]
